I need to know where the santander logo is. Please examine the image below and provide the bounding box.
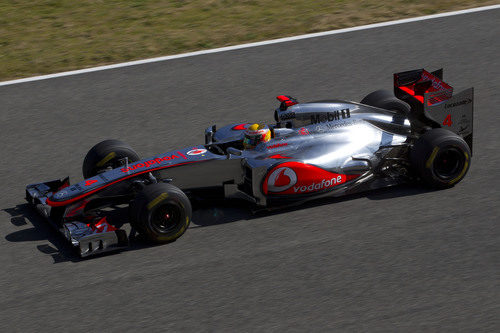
[267,167,297,192]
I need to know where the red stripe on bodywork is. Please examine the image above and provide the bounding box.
[396,70,452,105]
[46,161,200,207]
[266,154,291,159]
[89,217,117,232]
[398,86,424,102]
[276,95,289,102]
[232,124,248,130]
[276,95,298,107]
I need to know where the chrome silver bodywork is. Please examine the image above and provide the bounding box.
[26,100,413,256]
[24,68,474,256]
[204,100,412,206]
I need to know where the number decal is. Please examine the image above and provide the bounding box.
[85,179,98,186]
[443,114,453,127]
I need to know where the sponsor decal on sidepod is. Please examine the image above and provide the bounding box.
[267,142,288,150]
[293,176,343,193]
[263,162,358,195]
[266,167,297,192]
[298,127,310,135]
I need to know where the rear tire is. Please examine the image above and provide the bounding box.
[360,89,411,115]
[83,139,140,178]
[130,183,192,244]
[410,128,471,189]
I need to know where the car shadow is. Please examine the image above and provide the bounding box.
[2,204,154,263]
[191,183,432,226]
[3,183,433,263]
[3,204,81,263]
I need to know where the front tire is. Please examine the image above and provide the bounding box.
[130,183,192,244]
[82,139,140,178]
[410,128,471,189]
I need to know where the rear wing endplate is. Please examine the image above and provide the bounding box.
[394,68,473,153]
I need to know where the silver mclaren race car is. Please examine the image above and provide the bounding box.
[25,68,473,257]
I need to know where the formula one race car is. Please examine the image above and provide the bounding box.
[26,68,473,257]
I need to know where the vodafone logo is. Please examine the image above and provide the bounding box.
[267,167,297,192]
[263,161,359,196]
[293,176,343,193]
[187,148,207,156]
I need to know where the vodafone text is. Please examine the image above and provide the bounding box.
[120,152,187,173]
[293,175,343,193]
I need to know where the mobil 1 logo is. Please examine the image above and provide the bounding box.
[310,108,350,124]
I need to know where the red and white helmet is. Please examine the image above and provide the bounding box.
[243,123,271,149]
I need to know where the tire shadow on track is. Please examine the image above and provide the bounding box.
[2,183,432,262]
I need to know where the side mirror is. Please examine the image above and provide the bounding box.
[205,125,216,144]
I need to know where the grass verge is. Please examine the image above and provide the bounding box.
[0,0,498,81]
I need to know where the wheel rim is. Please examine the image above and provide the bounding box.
[433,147,465,180]
[150,203,182,234]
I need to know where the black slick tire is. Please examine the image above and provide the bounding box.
[130,183,192,244]
[410,128,471,189]
[360,89,411,114]
[82,139,140,178]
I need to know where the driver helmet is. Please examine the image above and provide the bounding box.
[243,123,271,149]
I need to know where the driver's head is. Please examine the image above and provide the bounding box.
[243,123,271,149]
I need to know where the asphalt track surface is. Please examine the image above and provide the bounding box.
[1,9,499,332]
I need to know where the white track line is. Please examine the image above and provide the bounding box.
[1,4,499,87]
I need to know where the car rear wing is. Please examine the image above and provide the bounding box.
[394,68,473,153]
